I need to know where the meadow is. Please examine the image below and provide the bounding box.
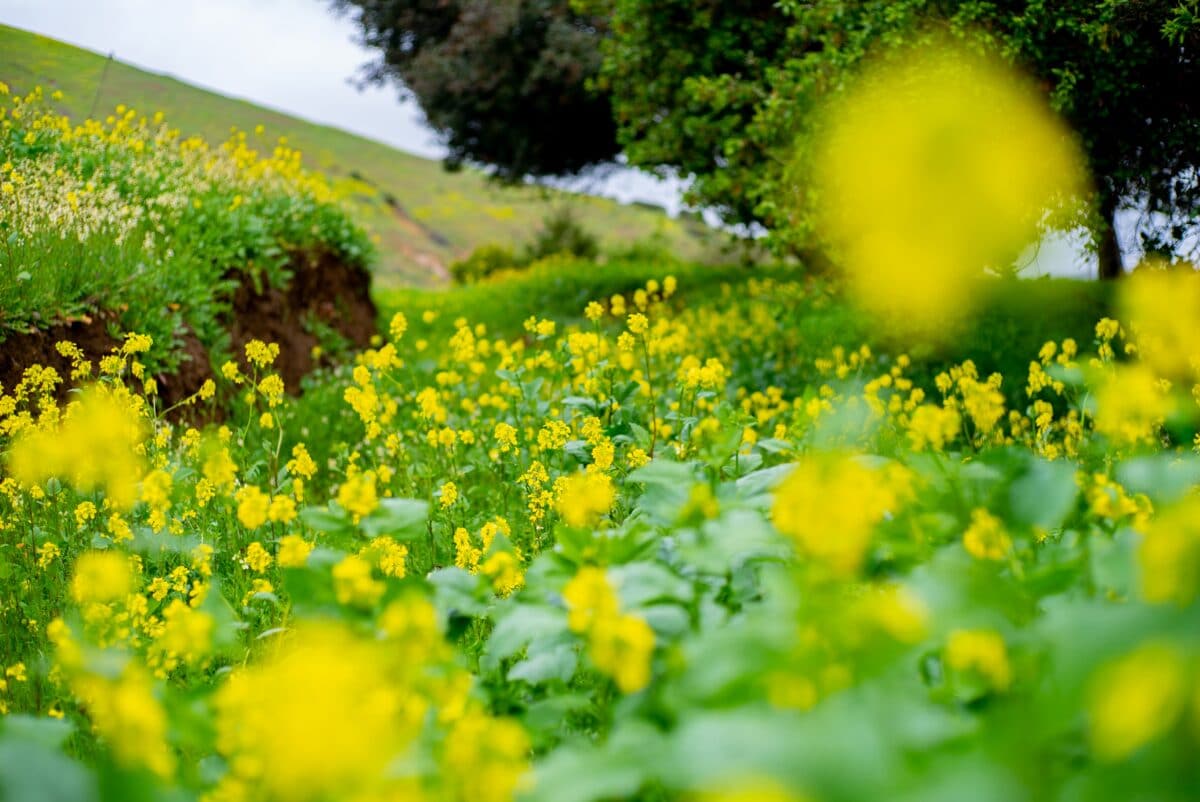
[0,24,715,289]
[2,35,1200,802]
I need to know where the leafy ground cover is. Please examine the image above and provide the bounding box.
[0,82,375,385]
[1,256,1198,800]
[377,261,1114,408]
[0,23,716,288]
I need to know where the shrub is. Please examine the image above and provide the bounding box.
[524,207,600,262]
[449,244,520,285]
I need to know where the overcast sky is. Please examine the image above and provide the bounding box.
[0,0,681,210]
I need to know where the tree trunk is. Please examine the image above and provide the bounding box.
[1096,196,1123,280]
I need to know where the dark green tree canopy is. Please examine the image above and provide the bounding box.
[593,0,793,227]
[334,0,1200,273]
[330,0,620,179]
[600,1,1200,275]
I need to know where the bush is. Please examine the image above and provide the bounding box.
[449,244,520,285]
[524,207,600,262]
[449,208,603,285]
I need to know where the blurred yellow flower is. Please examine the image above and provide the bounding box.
[945,628,1011,692]
[772,455,910,576]
[1120,265,1200,380]
[215,624,418,799]
[1088,642,1186,761]
[7,385,147,509]
[814,37,1086,323]
[70,550,134,606]
[563,566,619,634]
[962,508,1012,561]
[589,613,655,694]
[1138,497,1200,605]
[556,472,615,529]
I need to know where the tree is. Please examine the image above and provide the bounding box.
[334,1,1200,275]
[330,0,619,179]
[600,1,1200,277]
[592,1,793,227]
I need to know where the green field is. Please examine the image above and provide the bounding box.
[0,23,715,288]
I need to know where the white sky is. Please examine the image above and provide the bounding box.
[0,0,682,210]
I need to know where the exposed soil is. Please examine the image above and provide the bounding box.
[0,312,121,394]
[156,327,217,411]
[228,248,378,392]
[0,248,378,408]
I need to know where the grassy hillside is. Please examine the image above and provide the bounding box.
[0,23,716,288]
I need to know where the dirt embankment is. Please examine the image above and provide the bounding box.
[229,248,377,392]
[0,249,378,408]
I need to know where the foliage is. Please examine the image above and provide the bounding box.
[450,210,609,285]
[382,260,1114,409]
[3,261,1200,800]
[378,258,756,338]
[450,244,521,285]
[2,15,1199,802]
[0,85,372,370]
[523,207,600,263]
[594,0,792,226]
[599,1,1200,272]
[330,0,620,179]
[319,2,1199,272]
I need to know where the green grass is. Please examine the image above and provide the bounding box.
[376,258,760,339]
[378,258,1115,410]
[0,23,718,289]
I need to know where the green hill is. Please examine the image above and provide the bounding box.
[0,23,715,288]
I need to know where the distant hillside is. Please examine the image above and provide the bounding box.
[0,23,715,288]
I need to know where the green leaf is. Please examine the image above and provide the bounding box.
[507,639,578,684]
[662,702,893,798]
[428,567,486,617]
[484,604,568,668]
[1090,527,1137,598]
[299,505,350,534]
[611,562,693,608]
[639,603,691,639]
[628,459,696,524]
[1117,455,1200,505]
[523,693,592,734]
[1008,457,1077,530]
[0,715,72,749]
[564,439,592,463]
[361,498,429,539]
[675,510,785,574]
[735,463,794,503]
[527,723,664,802]
[563,396,599,413]
[0,739,97,802]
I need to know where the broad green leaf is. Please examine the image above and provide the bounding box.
[428,567,486,617]
[507,640,578,684]
[0,715,72,749]
[484,604,568,668]
[611,562,692,608]
[1117,454,1200,504]
[1008,456,1077,530]
[527,723,664,802]
[361,498,429,539]
[299,505,350,534]
[0,739,97,802]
